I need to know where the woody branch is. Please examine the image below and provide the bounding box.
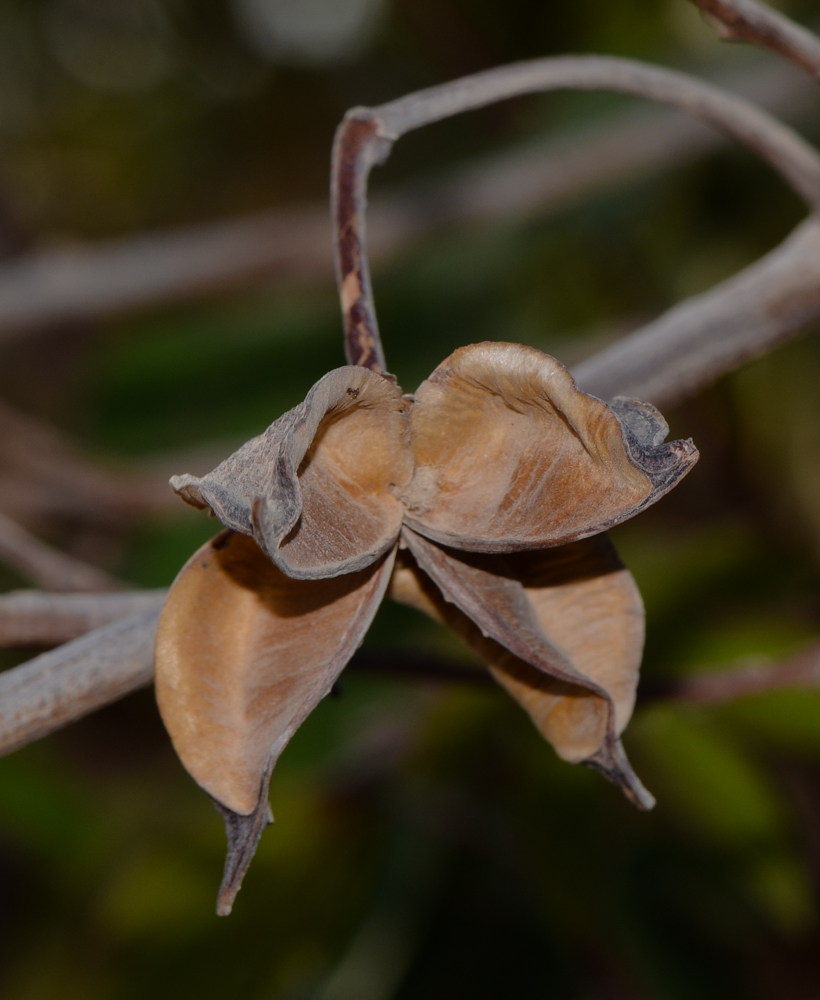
[332,54,820,370]
[0,53,811,340]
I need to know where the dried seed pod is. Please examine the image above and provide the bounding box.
[403,343,697,552]
[158,342,695,910]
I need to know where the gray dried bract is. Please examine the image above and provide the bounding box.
[171,366,413,580]
[155,342,698,914]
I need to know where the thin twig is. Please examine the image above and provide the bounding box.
[689,0,820,81]
[332,54,820,368]
[0,588,166,647]
[571,214,820,407]
[0,511,124,592]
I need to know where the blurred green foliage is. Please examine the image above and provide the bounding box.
[3,0,820,997]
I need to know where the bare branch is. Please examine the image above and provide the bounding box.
[0,59,810,342]
[0,511,125,592]
[0,588,166,647]
[0,397,174,530]
[0,607,160,757]
[643,641,820,704]
[0,206,332,341]
[0,604,491,756]
[333,54,820,368]
[689,0,820,81]
[332,117,390,371]
[572,214,820,408]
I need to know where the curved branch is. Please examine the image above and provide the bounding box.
[689,0,820,81]
[332,54,820,369]
[0,57,809,341]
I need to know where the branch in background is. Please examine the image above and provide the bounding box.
[571,214,820,407]
[0,397,174,531]
[0,599,489,756]
[0,607,159,757]
[644,640,820,704]
[0,588,166,647]
[0,511,125,592]
[690,0,820,81]
[333,54,820,367]
[3,591,820,756]
[574,2,820,407]
[0,59,813,341]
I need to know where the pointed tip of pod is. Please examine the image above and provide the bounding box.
[585,738,656,811]
[213,795,274,917]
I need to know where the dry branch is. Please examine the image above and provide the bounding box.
[0,59,812,340]
[571,214,820,407]
[4,595,820,757]
[0,588,166,647]
[333,54,820,367]
[573,2,820,407]
[0,607,160,757]
[645,641,820,704]
[0,596,488,756]
[0,397,174,530]
[690,0,820,80]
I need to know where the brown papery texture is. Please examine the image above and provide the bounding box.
[171,366,413,579]
[403,343,697,552]
[402,529,611,761]
[397,530,651,807]
[155,531,395,815]
[486,536,644,739]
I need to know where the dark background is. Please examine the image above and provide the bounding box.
[2,0,820,996]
